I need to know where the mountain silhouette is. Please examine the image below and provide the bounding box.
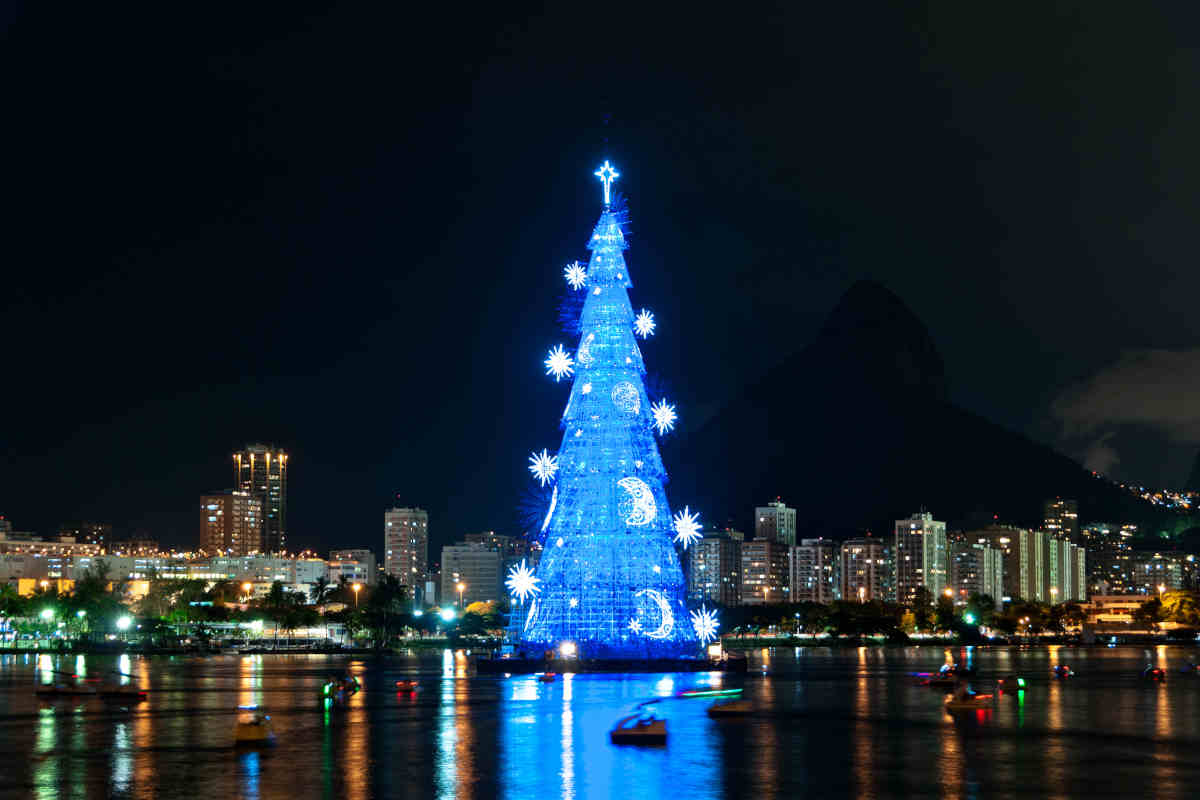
[671,280,1185,538]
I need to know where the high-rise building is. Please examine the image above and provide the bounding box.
[740,539,789,604]
[687,529,743,607]
[57,522,111,550]
[968,525,1041,602]
[1081,523,1135,595]
[0,517,11,537]
[894,511,948,606]
[329,548,377,586]
[754,499,797,546]
[199,491,263,555]
[384,507,428,589]
[441,542,502,607]
[789,538,840,604]
[1043,498,1079,542]
[233,444,288,553]
[840,536,890,602]
[949,542,1004,605]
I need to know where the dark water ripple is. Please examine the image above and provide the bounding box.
[1,645,1199,798]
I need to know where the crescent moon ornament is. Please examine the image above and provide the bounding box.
[617,476,656,526]
[577,333,595,366]
[632,589,675,639]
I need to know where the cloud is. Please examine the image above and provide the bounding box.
[1080,431,1120,474]
[1051,348,1200,443]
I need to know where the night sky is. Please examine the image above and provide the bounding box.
[4,4,1200,554]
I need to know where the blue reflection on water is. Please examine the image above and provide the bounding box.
[500,671,721,800]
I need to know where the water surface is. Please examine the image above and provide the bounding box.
[2,645,1199,798]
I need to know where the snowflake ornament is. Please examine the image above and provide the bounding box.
[544,345,574,381]
[564,261,587,290]
[505,559,542,603]
[528,449,558,486]
[690,606,720,644]
[650,399,677,435]
[628,618,643,634]
[634,309,656,338]
[673,506,702,549]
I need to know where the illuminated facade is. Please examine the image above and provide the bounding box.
[840,536,891,602]
[329,548,377,586]
[790,538,840,604]
[384,507,428,589]
[199,490,263,555]
[949,542,1004,605]
[741,539,790,605]
[1043,497,1079,542]
[442,542,502,606]
[687,529,743,607]
[234,444,288,553]
[894,511,948,606]
[518,163,700,658]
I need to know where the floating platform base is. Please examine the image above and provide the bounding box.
[475,655,747,675]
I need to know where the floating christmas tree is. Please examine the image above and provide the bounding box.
[514,161,715,659]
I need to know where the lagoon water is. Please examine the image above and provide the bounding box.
[2,645,1200,799]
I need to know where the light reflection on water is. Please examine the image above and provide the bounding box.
[4,648,1200,798]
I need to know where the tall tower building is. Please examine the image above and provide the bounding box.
[200,491,263,555]
[384,507,428,589]
[740,539,790,604]
[1043,498,1079,542]
[233,444,288,552]
[754,499,797,546]
[790,538,840,604]
[840,536,890,603]
[894,511,948,606]
[687,529,743,607]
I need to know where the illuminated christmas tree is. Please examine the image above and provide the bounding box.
[513,162,717,659]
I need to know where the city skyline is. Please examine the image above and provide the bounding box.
[8,7,1200,555]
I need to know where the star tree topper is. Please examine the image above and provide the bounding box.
[594,160,619,207]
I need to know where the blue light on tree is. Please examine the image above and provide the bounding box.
[519,162,703,659]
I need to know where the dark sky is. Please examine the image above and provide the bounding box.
[4,3,1200,554]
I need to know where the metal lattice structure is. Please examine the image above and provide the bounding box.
[517,163,699,659]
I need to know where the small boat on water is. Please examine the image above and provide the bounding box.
[234,706,276,745]
[610,712,667,745]
[944,693,995,711]
[1052,665,1074,679]
[707,698,754,718]
[537,672,557,683]
[1143,666,1167,681]
[395,680,419,693]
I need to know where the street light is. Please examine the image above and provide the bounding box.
[352,583,362,608]
[1158,584,1166,598]
[242,582,252,602]
[40,608,54,621]
[456,582,465,609]
[116,616,132,631]
[858,586,865,603]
